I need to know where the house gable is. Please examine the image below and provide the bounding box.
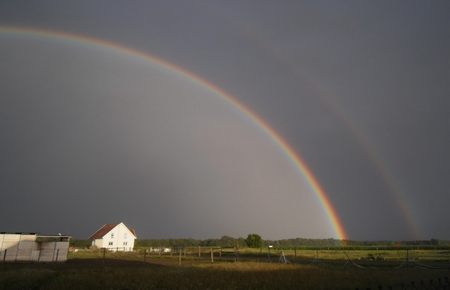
[90,223,137,240]
[89,222,136,252]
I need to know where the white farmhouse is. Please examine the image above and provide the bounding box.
[89,222,137,252]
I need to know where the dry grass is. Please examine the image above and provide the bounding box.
[0,250,449,290]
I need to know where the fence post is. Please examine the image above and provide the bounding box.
[210,248,214,263]
[294,248,297,257]
[279,250,288,264]
[198,246,201,258]
[178,248,182,266]
[406,249,409,267]
[144,249,147,262]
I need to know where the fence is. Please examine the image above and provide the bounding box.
[89,246,450,270]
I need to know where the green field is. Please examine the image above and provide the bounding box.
[0,248,449,289]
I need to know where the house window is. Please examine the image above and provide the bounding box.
[111,233,114,238]
[108,242,113,246]
[123,242,127,246]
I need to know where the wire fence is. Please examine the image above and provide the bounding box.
[79,246,450,271]
[69,247,450,289]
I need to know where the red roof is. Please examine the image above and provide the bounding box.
[89,223,137,240]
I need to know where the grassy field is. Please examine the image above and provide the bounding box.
[0,249,449,289]
[215,247,450,262]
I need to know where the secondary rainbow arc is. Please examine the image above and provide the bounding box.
[0,26,348,240]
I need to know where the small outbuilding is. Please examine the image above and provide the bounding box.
[89,222,137,252]
[0,232,71,262]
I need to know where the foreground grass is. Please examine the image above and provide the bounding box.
[1,256,449,290]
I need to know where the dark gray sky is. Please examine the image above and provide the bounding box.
[1,1,449,240]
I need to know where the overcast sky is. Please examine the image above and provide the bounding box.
[1,1,449,240]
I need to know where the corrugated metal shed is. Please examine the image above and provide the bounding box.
[0,233,70,262]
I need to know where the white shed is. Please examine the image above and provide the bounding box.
[0,233,71,262]
[89,222,136,252]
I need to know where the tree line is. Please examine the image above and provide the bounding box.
[70,234,450,249]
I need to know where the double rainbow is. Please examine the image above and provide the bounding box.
[0,26,347,240]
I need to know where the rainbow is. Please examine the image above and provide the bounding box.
[0,26,347,240]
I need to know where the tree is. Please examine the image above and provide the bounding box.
[218,235,236,247]
[245,233,263,248]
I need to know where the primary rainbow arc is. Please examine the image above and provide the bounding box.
[0,26,348,240]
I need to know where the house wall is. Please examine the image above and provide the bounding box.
[92,239,103,248]
[101,223,135,252]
